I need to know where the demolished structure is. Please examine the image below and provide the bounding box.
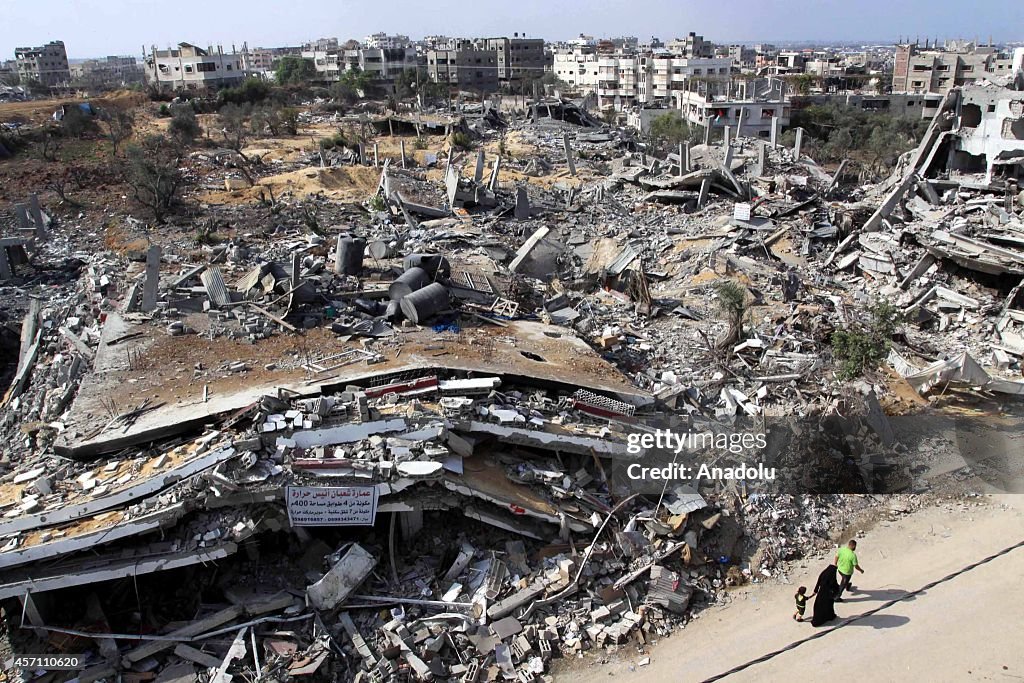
[0,77,1022,682]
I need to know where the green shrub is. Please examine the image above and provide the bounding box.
[831,299,902,380]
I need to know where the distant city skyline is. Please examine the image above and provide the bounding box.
[3,0,1020,59]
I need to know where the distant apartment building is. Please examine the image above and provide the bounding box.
[727,45,756,69]
[754,44,778,69]
[804,57,845,78]
[0,60,19,83]
[553,48,599,91]
[478,36,547,87]
[145,43,247,89]
[676,90,790,138]
[554,43,732,109]
[240,45,301,74]
[70,56,145,88]
[363,33,411,50]
[792,92,944,119]
[665,32,714,58]
[647,54,732,100]
[426,42,498,93]
[14,41,70,87]
[893,41,1016,94]
[301,42,418,87]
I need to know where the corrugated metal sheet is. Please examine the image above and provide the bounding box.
[201,266,232,308]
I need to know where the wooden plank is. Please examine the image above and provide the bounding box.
[248,303,299,333]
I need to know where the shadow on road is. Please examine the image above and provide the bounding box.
[841,588,919,603]
[843,613,911,629]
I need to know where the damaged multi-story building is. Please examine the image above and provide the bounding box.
[941,84,1024,183]
[144,43,248,90]
[553,32,733,110]
[70,55,145,89]
[426,40,499,93]
[301,38,419,89]
[13,40,71,88]
[893,40,1020,94]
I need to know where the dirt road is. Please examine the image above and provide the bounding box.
[557,494,1024,682]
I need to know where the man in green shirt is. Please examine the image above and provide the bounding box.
[834,539,864,601]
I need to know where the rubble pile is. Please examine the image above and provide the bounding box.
[0,82,1021,681]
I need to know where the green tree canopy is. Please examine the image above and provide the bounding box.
[275,56,317,86]
[648,111,699,154]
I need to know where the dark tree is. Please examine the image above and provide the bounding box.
[275,57,317,85]
[125,135,186,223]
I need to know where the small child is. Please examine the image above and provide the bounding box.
[793,586,810,622]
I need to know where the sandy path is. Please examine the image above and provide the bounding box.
[556,494,1024,682]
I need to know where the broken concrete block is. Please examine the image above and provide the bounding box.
[306,543,376,610]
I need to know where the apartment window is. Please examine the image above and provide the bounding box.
[226,64,232,71]
[197,62,216,72]
[988,104,996,112]
[184,65,193,73]
[693,69,701,75]
[908,101,914,106]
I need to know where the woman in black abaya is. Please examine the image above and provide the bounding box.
[811,564,840,626]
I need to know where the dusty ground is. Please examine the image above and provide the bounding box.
[555,490,1024,682]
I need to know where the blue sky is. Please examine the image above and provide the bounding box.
[3,0,1020,59]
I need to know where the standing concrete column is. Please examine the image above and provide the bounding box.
[563,133,576,176]
[722,125,731,153]
[373,142,379,167]
[14,204,30,233]
[291,252,301,290]
[474,149,485,183]
[489,156,502,192]
[698,176,711,208]
[677,143,685,177]
[793,127,804,161]
[703,123,711,146]
[514,186,530,219]
[29,194,45,238]
[141,245,161,313]
[735,107,745,138]
[358,142,365,165]
[756,141,767,177]
[400,140,407,169]
[770,116,781,147]
[0,244,12,281]
[682,141,691,173]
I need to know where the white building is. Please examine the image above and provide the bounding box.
[145,43,247,89]
[552,49,600,90]
[363,33,411,50]
[301,46,418,84]
[953,84,1024,182]
[555,48,732,109]
[675,90,790,138]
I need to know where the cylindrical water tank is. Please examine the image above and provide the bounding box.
[334,237,365,275]
[400,282,449,324]
[388,267,430,300]
[368,240,391,260]
[403,253,450,278]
